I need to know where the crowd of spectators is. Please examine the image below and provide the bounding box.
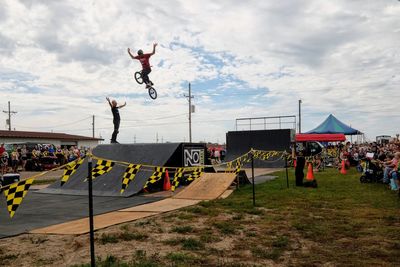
[0,143,89,175]
[320,141,400,192]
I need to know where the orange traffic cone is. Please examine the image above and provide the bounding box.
[306,162,315,181]
[163,170,171,191]
[293,159,297,168]
[340,160,347,174]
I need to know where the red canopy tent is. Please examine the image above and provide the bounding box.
[295,133,346,142]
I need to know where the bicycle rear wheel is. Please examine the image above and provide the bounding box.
[134,72,144,84]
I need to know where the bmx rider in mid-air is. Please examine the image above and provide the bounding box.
[128,43,157,88]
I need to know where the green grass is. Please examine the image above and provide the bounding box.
[203,168,400,265]
[0,254,19,265]
[72,252,162,267]
[212,220,237,235]
[98,231,149,245]
[163,237,205,251]
[76,168,400,266]
[171,225,194,234]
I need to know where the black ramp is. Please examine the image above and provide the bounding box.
[40,143,181,197]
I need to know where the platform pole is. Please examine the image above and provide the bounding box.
[88,157,95,267]
[251,152,255,206]
[285,153,289,188]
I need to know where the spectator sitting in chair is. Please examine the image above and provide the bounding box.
[382,153,398,184]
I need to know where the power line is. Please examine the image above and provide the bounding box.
[13,116,92,130]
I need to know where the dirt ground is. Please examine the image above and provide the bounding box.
[0,206,284,267]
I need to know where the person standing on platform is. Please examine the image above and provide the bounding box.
[106,97,126,144]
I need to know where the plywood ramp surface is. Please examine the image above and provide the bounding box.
[119,198,200,213]
[30,211,157,235]
[173,173,236,200]
[243,168,282,178]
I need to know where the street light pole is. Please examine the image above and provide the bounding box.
[184,83,194,143]
[2,101,17,131]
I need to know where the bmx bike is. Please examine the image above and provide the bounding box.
[134,71,157,100]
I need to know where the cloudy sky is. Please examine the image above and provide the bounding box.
[0,0,399,143]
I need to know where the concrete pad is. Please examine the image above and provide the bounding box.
[120,198,200,212]
[243,168,282,178]
[173,173,236,200]
[250,175,277,184]
[30,211,157,235]
[219,189,234,199]
[30,184,50,190]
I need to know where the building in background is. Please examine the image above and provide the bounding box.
[0,130,103,148]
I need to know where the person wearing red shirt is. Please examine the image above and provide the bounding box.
[127,43,157,88]
[0,143,5,156]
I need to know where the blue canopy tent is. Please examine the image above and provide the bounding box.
[306,114,362,135]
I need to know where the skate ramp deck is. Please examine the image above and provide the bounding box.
[40,143,181,197]
[173,173,236,200]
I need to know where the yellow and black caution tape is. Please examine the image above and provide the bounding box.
[3,178,34,218]
[171,168,185,192]
[121,164,141,194]
[61,157,85,186]
[143,167,167,189]
[91,159,115,179]
[0,148,290,218]
[186,167,204,182]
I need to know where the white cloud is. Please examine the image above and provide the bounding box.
[0,0,399,143]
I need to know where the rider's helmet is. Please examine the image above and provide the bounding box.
[137,49,143,56]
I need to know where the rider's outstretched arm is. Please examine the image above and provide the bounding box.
[118,102,127,109]
[150,43,157,55]
[127,48,136,59]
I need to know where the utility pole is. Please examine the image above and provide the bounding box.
[134,134,136,143]
[298,99,302,133]
[184,83,194,142]
[3,101,17,131]
[92,115,95,138]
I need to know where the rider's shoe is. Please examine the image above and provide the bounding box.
[146,84,151,88]
[150,81,154,86]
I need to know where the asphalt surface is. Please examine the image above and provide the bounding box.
[0,189,162,238]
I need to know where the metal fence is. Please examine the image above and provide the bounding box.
[235,115,297,131]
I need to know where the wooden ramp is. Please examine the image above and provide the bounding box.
[30,173,236,235]
[30,211,157,235]
[173,173,236,200]
[120,198,200,213]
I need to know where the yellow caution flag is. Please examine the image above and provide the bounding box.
[121,164,141,194]
[3,178,34,218]
[171,168,185,192]
[91,160,115,179]
[143,167,166,189]
[187,167,204,181]
[60,158,85,186]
